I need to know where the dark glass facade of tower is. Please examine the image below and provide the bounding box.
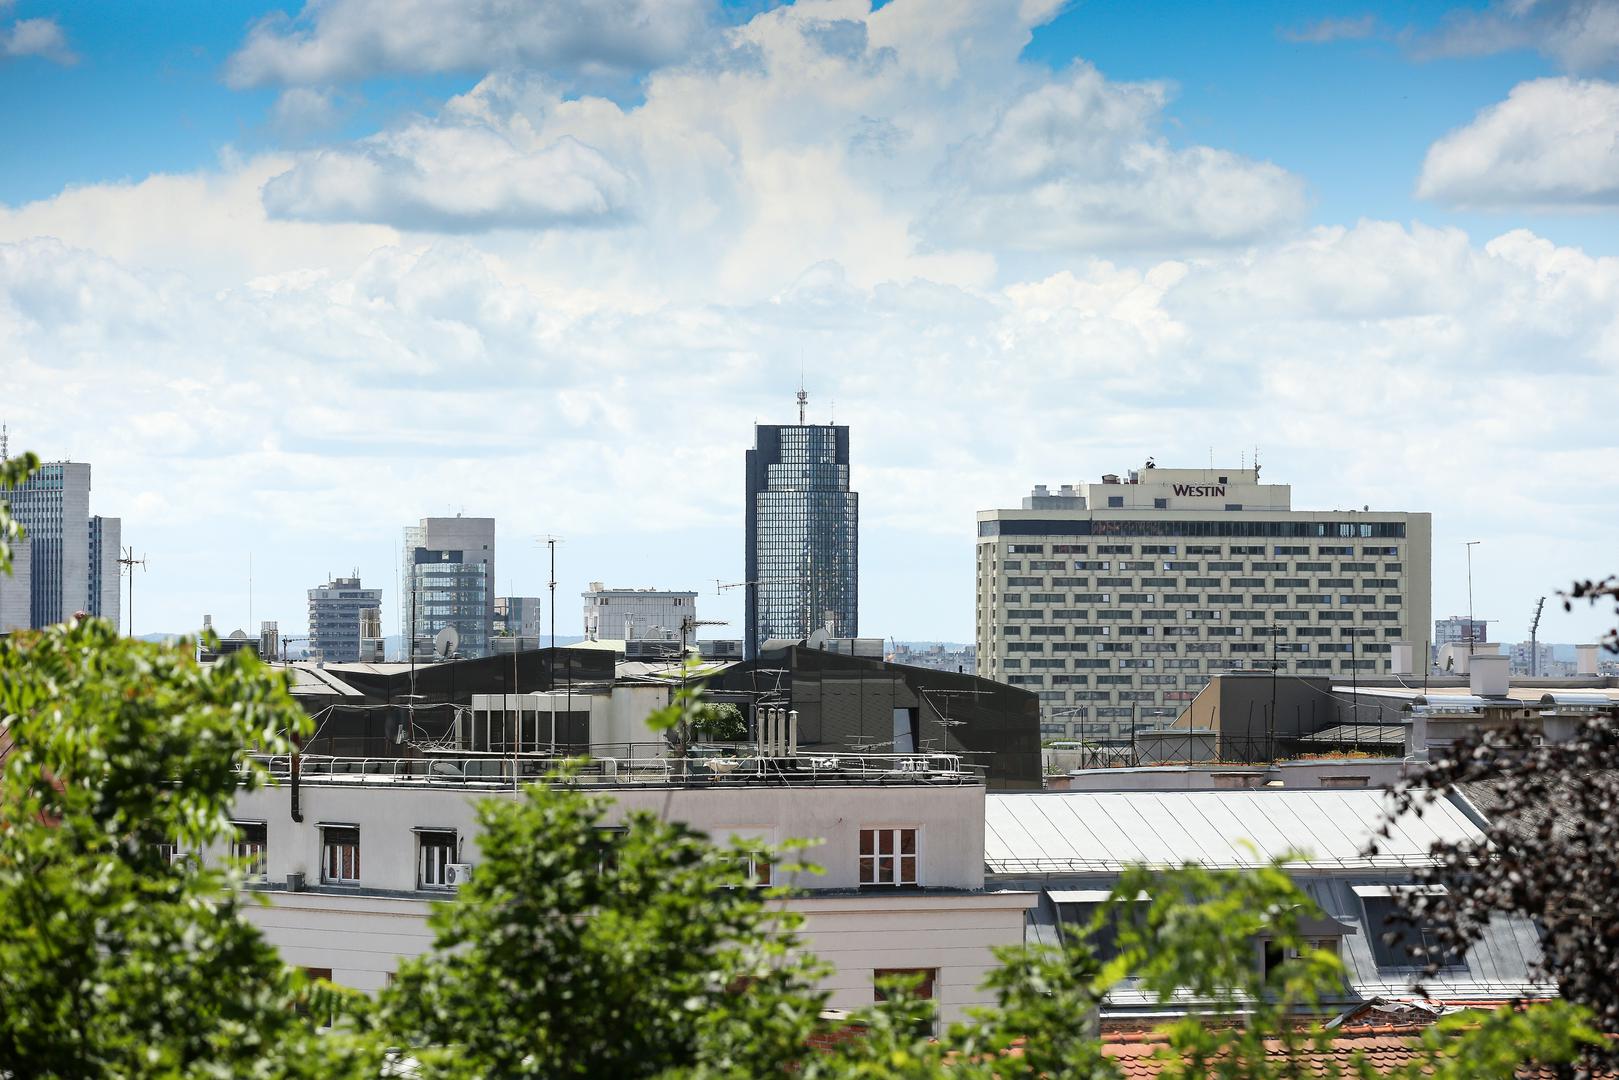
[745,424,857,658]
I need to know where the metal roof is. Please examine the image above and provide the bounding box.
[984,789,1483,874]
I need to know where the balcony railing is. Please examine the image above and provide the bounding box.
[250,750,982,788]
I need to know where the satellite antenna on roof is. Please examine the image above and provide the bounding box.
[434,626,460,659]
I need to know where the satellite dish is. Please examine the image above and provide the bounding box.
[434,626,460,659]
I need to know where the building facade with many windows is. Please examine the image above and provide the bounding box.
[976,467,1432,742]
[307,576,384,664]
[744,416,858,658]
[2,460,120,629]
[403,516,495,659]
[581,583,698,642]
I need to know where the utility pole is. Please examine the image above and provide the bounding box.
[540,536,560,757]
[1465,540,1481,657]
[116,547,146,638]
[1269,622,1278,761]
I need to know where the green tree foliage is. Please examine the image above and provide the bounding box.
[692,702,746,741]
[373,777,828,1078]
[0,614,373,1074]
[0,449,39,575]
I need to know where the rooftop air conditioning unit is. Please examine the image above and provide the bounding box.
[445,863,474,887]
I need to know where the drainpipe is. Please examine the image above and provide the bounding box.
[290,747,303,822]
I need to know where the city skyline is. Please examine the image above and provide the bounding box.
[1,0,1615,645]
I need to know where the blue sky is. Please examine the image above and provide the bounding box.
[3,0,1603,248]
[1,0,1616,646]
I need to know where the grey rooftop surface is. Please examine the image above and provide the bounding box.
[984,789,1482,874]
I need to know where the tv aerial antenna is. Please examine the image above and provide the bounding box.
[116,547,146,638]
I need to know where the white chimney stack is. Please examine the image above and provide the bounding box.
[1576,644,1599,676]
[1390,642,1414,677]
[1470,653,1509,697]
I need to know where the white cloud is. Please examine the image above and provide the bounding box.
[2,15,75,64]
[225,0,711,87]
[262,122,635,231]
[1416,77,1619,209]
[1418,0,1619,74]
[255,7,1305,260]
[269,87,348,136]
[922,63,1306,251]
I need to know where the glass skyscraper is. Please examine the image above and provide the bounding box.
[744,417,858,658]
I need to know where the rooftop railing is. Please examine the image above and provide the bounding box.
[250,750,983,788]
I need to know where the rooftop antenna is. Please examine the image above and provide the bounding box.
[0,423,8,462]
[796,384,808,425]
[116,547,146,638]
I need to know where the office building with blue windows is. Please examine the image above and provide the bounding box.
[744,395,858,659]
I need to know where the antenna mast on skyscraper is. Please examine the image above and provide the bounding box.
[1,423,8,462]
[796,385,808,425]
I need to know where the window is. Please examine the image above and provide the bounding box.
[233,821,267,881]
[859,828,919,887]
[320,826,360,884]
[873,968,936,1002]
[1055,894,1148,967]
[729,851,773,887]
[1107,495,1124,507]
[416,829,458,889]
[1153,498,1167,509]
[1355,887,1466,969]
[1264,938,1340,981]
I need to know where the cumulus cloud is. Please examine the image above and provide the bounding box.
[1279,14,1379,44]
[2,15,75,64]
[1416,77,1619,209]
[225,0,711,87]
[255,9,1306,255]
[922,64,1307,251]
[262,121,635,231]
[1417,0,1619,74]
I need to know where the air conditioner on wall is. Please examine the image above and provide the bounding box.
[445,863,474,887]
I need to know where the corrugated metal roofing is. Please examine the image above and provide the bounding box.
[984,789,1483,873]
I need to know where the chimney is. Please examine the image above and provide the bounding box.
[1576,644,1599,676]
[1469,653,1509,697]
[1390,642,1414,677]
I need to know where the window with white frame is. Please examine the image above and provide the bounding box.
[320,825,360,884]
[232,821,267,881]
[859,827,919,887]
[416,829,458,889]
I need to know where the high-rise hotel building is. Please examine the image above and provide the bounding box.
[976,466,1431,741]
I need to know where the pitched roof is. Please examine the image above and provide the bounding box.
[984,789,1483,874]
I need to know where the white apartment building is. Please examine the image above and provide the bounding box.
[976,466,1432,742]
[222,754,1032,1023]
[582,583,699,642]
